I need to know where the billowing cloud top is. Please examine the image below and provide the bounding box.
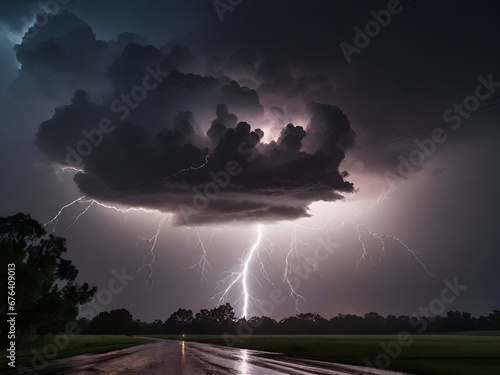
[29,11,355,225]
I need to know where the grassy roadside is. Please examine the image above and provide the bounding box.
[1,335,151,373]
[145,333,500,375]
[446,330,500,336]
[3,333,498,374]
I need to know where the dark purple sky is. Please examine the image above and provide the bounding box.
[0,0,499,322]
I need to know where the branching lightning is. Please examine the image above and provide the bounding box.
[182,228,214,281]
[134,214,168,289]
[45,178,434,319]
[44,195,169,288]
[211,182,434,316]
[322,182,434,276]
[283,223,309,312]
[67,199,94,230]
[211,224,268,318]
[289,182,433,275]
[51,164,83,181]
[242,224,263,318]
[44,196,86,230]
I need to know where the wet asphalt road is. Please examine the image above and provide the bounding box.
[14,339,410,375]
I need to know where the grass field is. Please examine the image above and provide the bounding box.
[146,333,500,375]
[447,330,500,336]
[1,335,151,372]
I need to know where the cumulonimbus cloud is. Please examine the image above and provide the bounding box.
[30,11,356,225]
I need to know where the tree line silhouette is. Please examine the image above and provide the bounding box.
[78,305,500,335]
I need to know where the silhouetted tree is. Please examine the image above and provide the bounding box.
[247,316,279,334]
[0,213,96,347]
[330,313,364,334]
[192,308,214,333]
[148,319,163,334]
[488,310,500,330]
[164,308,193,333]
[86,308,133,334]
[363,312,386,333]
[279,316,300,334]
[211,303,236,332]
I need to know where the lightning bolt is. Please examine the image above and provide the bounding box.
[165,155,210,180]
[134,214,168,289]
[283,223,309,312]
[212,224,267,318]
[349,222,434,276]
[267,182,434,313]
[208,183,434,317]
[242,224,263,318]
[67,199,94,230]
[292,182,434,276]
[45,180,433,319]
[330,183,434,277]
[44,196,170,289]
[183,228,214,281]
[49,163,84,183]
[44,196,86,230]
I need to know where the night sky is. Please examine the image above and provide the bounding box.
[1,0,499,322]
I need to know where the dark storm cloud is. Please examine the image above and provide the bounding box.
[9,10,149,101]
[26,11,355,225]
[176,0,500,177]
[29,0,499,224]
[37,88,353,225]
[303,102,356,166]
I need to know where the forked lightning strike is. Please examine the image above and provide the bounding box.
[44,196,169,287]
[44,196,86,230]
[242,225,263,318]
[67,200,94,230]
[211,224,268,318]
[46,180,434,319]
[214,183,434,316]
[183,228,215,281]
[283,224,309,312]
[320,183,435,277]
[134,214,168,289]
